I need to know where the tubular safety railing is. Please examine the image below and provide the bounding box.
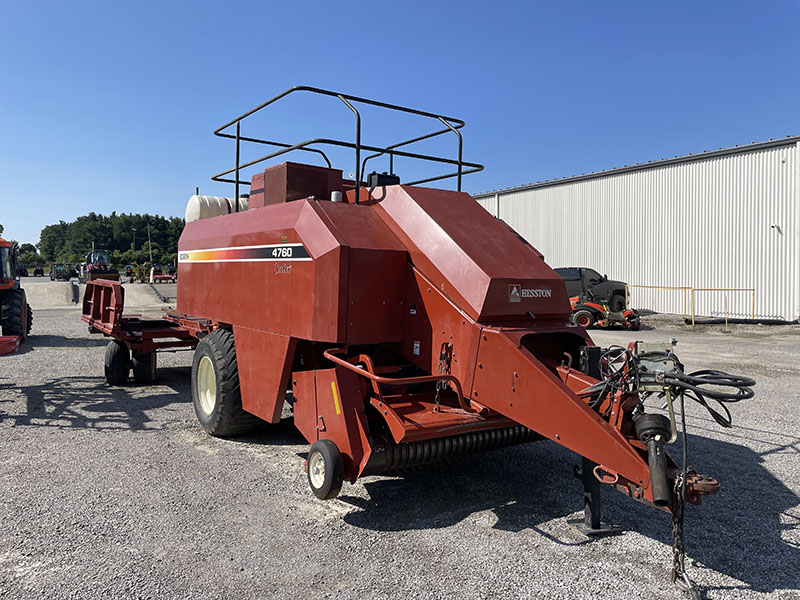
[690,288,756,329]
[626,284,757,328]
[625,285,692,320]
[211,86,484,206]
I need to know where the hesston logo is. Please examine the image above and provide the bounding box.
[509,283,552,302]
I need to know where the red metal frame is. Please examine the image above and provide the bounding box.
[0,335,20,355]
[82,279,203,353]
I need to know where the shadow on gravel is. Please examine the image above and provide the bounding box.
[339,441,594,546]
[3,334,108,356]
[226,416,308,447]
[339,432,799,595]
[613,432,800,596]
[2,368,191,431]
[28,334,109,348]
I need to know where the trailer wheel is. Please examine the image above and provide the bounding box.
[610,295,626,312]
[307,439,344,500]
[105,340,130,385]
[573,310,595,328]
[132,351,157,383]
[191,328,261,436]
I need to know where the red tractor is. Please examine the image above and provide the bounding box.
[0,238,33,352]
[82,87,754,593]
[78,249,119,283]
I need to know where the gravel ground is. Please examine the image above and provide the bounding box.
[1,282,798,599]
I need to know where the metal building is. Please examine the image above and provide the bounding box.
[473,137,800,322]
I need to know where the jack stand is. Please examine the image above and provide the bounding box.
[568,457,622,536]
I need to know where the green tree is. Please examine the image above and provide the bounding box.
[36,213,185,266]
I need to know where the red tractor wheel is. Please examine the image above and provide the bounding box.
[573,310,595,328]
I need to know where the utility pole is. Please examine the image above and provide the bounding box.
[147,224,153,263]
[132,228,137,253]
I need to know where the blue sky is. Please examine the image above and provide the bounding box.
[1,0,797,245]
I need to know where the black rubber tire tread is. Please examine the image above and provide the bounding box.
[1,289,28,340]
[104,340,130,386]
[610,294,626,313]
[573,309,594,328]
[191,328,261,437]
[25,303,32,337]
[132,351,157,383]
[307,439,344,500]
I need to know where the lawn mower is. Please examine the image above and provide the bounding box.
[570,295,641,330]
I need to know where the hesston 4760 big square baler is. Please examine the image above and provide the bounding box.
[82,87,754,593]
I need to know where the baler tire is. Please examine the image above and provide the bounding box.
[573,310,594,328]
[191,328,261,437]
[307,439,344,500]
[105,340,130,386]
[132,351,157,383]
[1,289,29,341]
[610,295,626,313]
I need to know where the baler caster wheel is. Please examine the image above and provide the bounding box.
[573,310,594,328]
[105,340,130,386]
[307,439,343,500]
[191,328,261,437]
[132,351,157,383]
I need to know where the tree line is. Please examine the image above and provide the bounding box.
[9,213,185,268]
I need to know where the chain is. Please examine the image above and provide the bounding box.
[434,343,452,412]
[671,452,700,598]
[670,472,686,584]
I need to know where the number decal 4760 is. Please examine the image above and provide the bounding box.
[271,247,293,258]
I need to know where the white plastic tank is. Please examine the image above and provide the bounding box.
[185,195,250,223]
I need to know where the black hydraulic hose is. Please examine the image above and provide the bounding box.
[663,369,755,428]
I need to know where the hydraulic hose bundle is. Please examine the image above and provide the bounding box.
[581,340,755,597]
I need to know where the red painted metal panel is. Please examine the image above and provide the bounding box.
[372,185,572,322]
[233,326,296,423]
[394,266,482,394]
[291,370,318,443]
[372,392,517,443]
[0,336,20,355]
[345,248,407,344]
[81,279,125,335]
[471,328,650,488]
[314,367,372,483]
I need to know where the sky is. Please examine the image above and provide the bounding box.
[1,0,798,245]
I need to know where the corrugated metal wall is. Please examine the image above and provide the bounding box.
[475,142,799,321]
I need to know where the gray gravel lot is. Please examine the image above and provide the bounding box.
[1,279,799,599]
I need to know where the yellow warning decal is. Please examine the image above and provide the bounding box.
[331,381,341,415]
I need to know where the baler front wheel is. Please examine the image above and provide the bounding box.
[191,328,261,437]
[105,340,130,385]
[307,439,343,500]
